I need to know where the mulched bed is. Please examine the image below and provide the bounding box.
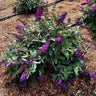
[0,0,96,96]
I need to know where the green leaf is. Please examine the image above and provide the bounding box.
[30,63,37,73]
[53,58,57,64]
[38,66,44,76]
[64,50,69,59]
[74,67,79,77]
[30,50,37,57]
[33,61,41,64]
[52,74,57,82]
[49,48,53,56]
[63,71,68,80]
[62,61,70,64]
[56,55,65,60]
[56,64,61,68]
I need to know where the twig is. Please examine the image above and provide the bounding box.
[83,42,92,56]
[50,58,57,71]
[82,38,96,46]
[67,22,80,28]
[85,42,92,51]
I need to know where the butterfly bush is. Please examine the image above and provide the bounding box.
[80,0,96,38]
[13,0,44,13]
[1,8,93,90]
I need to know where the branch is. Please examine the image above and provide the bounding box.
[67,22,80,28]
[50,58,57,71]
[82,38,96,46]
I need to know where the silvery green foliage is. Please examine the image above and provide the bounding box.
[80,0,96,37]
[1,11,85,87]
[14,0,44,13]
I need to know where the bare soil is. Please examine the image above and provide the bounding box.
[0,0,96,96]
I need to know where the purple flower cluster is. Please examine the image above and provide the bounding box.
[55,37,62,44]
[75,49,82,58]
[23,22,27,25]
[37,76,44,83]
[5,62,13,67]
[36,7,42,21]
[67,17,71,23]
[2,73,5,77]
[13,7,16,11]
[55,77,67,90]
[58,12,67,24]
[82,65,86,69]
[15,25,24,29]
[90,5,96,12]
[21,59,33,68]
[89,71,96,79]
[81,0,91,5]
[36,52,39,58]
[15,34,24,40]
[69,79,74,86]
[15,2,18,5]
[20,69,28,82]
[41,0,45,4]
[41,43,49,53]
[55,77,62,86]
[76,17,81,24]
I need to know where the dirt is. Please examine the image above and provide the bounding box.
[0,0,96,96]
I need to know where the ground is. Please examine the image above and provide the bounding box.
[0,0,96,96]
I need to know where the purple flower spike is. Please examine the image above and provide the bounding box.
[36,7,42,21]
[81,0,91,5]
[36,52,39,58]
[81,2,88,5]
[15,34,24,40]
[2,73,5,77]
[61,83,67,90]
[37,76,44,83]
[90,5,96,12]
[41,43,49,53]
[30,60,33,65]
[75,49,82,58]
[76,17,81,23]
[21,60,29,68]
[25,60,29,64]
[89,71,96,79]
[58,12,67,24]
[20,69,28,82]
[24,22,27,25]
[15,25,24,29]
[68,17,71,22]
[82,65,86,69]
[5,62,13,67]
[87,0,91,3]
[55,37,62,43]
[69,79,74,86]
[8,63,13,67]
[13,7,16,11]
[15,2,18,5]
[41,0,45,4]
[55,77,62,86]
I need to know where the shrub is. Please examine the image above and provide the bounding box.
[13,0,44,13]
[1,8,88,90]
[80,0,96,38]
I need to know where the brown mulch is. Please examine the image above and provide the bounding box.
[0,0,96,96]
